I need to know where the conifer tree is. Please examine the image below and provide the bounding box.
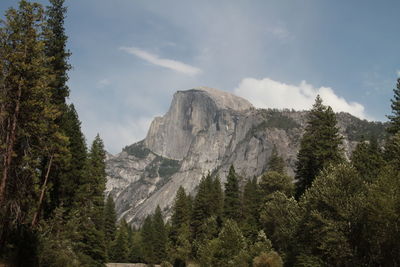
[295,95,343,198]
[109,219,129,263]
[170,186,191,244]
[191,174,214,239]
[223,165,241,222]
[211,175,224,219]
[0,2,67,263]
[268,145,286,174]
[241,177,261,240]
[351,138,384,182]
[387,78,400,135]
[259,171,294,198]
[45,0,70,105]
[141,215,155,264]
[49,104,87,213]
[41,0,74,218]
[104,194,117,257]
[74,135,107,266]
[153,205,167,263]
[85,134,107,226]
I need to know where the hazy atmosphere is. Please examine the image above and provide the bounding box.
[1,0,399,153]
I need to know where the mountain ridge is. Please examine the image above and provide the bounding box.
[106,87,386,226]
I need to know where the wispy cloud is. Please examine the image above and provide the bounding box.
[97,78,111,88]
[120,46,202,76]
[234,77,371,120]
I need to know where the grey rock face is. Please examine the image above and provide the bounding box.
[106,87,386,226]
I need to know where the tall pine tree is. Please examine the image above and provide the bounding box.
[224,165,241,221]
[387,78,400,135]
[295,95,343,198]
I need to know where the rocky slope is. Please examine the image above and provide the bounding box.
[106,87,386,226]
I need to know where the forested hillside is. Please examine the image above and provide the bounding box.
[0,1,109,266]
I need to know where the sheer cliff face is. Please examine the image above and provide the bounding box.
[106,87,385,226]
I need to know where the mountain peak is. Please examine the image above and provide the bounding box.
[182,87,254,111]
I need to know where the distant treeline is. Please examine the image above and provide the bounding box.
[109,90,400,266]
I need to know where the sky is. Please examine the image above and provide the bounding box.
[1,0,399,153]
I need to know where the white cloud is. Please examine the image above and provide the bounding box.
[120,46,202,76]
[397,70,400,77]
[234,77,370,120]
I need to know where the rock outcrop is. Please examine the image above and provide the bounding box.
[106,87,385,226]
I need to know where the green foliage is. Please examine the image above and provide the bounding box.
[259,171,294,198]
[351,138,384,182]
[45,0,71,105]
[158,157,181,178]
[103,195,117,257]
[197,219,247,267]
[170,186,191,245]
[123,141,151,158]
[241,177,261,241]
[224,165,241,222]
[191,174,220,240]
[144,155,181,179]
[141,215,156,264]
[109,219,130,263]
[265,110,301,131]
[387,78,400,135]
[260,192,301,255]
[343,117,387,141]
[253,251,283,267]
[295,95,344,198]
[384,132,400,169]
[362,166,400,265]
[153,206,168,263]
[267,146,286,174]
[37,208,81,267]
[296,163,365,266]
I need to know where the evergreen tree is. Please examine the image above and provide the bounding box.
[104,194,117,257]
[384,132,400,169]
[223,165,241,222]
[363,166,400,266]
[351,138,384,182]
[295,163,366,266]
[199,219,247,267]
[44,0,71,105]
[260,192,301,256]
[241,177,261,241]
[387,78,400,135]
[141,215,155,264]
[170,186,191,244]
[49,104,87,213]
[42,0,74,218]
[191,174,214,239]
[0,1,67,263]
[109,219,129,263]
[85,134,107,226]
[295,95,343,198]
[259,171,294,198]
[73,135,107,266]
[268,145,286,174]
[211,175,224,219]
[153,206,167,263]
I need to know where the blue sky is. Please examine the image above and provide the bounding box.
[1,0,399,153]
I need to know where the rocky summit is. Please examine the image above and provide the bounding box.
[106,87,385,226]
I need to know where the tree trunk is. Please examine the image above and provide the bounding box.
[31,154,54,228]
[0,80,22,204]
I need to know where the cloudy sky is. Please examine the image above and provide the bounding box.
[1,0,399,153]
